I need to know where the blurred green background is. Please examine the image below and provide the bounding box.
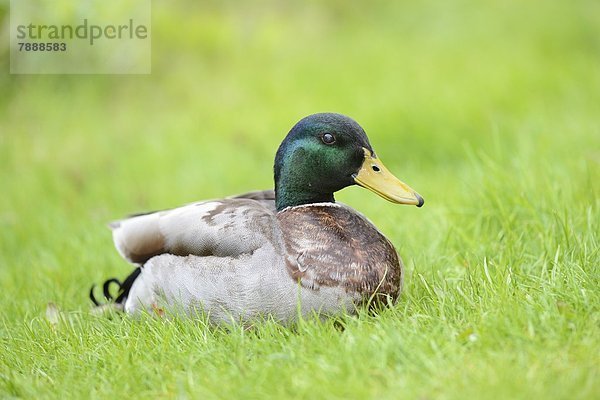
[0,0,598,399]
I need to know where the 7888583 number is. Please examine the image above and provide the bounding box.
[19,42,67,52]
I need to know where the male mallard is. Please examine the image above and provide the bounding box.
[90,113,424,323]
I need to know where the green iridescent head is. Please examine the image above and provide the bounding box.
[273,113,424,211]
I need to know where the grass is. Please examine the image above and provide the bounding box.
[0,0,599,398]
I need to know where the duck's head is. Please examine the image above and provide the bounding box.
[274,113,424,211]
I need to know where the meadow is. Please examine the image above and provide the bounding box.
[0,1,598,398]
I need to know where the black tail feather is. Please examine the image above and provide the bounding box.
[89,285,100,306]
[102,278,122,301]
[115,268,142,304]
[89,267,142,308]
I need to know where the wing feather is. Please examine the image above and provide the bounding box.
[111,191,278,265]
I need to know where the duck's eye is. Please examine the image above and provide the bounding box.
[321,133,336,145]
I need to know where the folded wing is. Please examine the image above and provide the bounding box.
[110,190,278,265]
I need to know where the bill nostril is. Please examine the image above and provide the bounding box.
[371,165,380,172]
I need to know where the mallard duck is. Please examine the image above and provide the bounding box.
[90,113,423,323]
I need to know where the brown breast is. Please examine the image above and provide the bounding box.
[277,204,403,303]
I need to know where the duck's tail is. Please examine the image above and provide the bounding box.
[89,267,141,309]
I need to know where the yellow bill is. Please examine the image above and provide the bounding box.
[353,148,424,207]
